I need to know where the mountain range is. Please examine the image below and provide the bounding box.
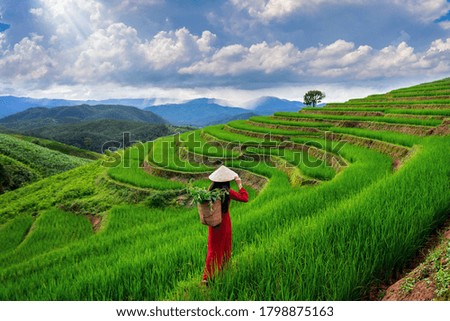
[145,97,304,126]
[0,95,305,127]
[0,96,156,118]
[0,104,166,130]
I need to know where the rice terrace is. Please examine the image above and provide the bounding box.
[0,78,449,301]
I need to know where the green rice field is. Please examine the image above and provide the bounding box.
[0,78,449,300]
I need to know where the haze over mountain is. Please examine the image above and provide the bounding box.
[146,97,304,126]
[1,95,305,127]
[249,96,304,115]
[0,96,156,118]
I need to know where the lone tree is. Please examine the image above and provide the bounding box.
[303,90,325,107]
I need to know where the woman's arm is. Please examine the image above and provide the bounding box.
[229,176,248,202]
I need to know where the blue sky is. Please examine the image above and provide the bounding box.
[0,0,449,106]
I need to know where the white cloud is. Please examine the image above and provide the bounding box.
[427,38,450,53]
[358,42,417,78]
[230,0,367,22]
[421,38,450,73]
[230,0,450,24]
[392,0,450,23]
[180,41,301,75]
[68,23,140,80]
[37,0,109,44]
[0,34,54,81]
[1,0,449,100]
[438,21,450,30]
[29,8,44,17]
[63,25,216,83]
[138,28,216,70]
[307,41,373,75]
[180,37,450,81]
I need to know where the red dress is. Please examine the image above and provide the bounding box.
[202,187,248,281]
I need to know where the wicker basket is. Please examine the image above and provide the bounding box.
[198,200,222,227]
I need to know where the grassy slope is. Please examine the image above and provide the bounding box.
[0,134,91,177]
[0,78,449,300]
[11,134,101,160]
[0,134,93,193]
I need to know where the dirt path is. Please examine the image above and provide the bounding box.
[374,217,450,301]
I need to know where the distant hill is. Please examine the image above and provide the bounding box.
[0,134,91,193]
[145,98,249,127]
[0,96,157,118]
[0,124,14,134]
[248,96,304,114]
[18,119,188,153]
[0,104,166,130]
[0,95,305,126]
[146,97,304,127]
[0,95,305,128]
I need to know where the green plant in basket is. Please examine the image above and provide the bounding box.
[188,186,229,210]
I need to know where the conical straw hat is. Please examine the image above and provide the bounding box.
[208,165,238,182]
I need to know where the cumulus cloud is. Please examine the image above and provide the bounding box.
[358,42,418,78]
[63,25,217,83]
[230,0,366,22]
[392,0,450,23]
[0,34,54,81]
[422,38,450,73]
[306,40,373,77]
[138,28,216,70]
[180,37,450,81]
[0,0,448,96]
[68,23,140,81]
[230,0,450,24]
[179,41,301,76]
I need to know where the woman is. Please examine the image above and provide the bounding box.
[202,165,248,285]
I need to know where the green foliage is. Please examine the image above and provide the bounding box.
[0,155,39,193]
[0,161,149,224]
[0,134,91,192]
[0,104,167,130]
[144,190,182,208]
[0,215,33,255]
[188,186,229,208]
[11,134,101,160]
[0,209,93,268]
[20,120,185,153]
[400,277,416,294]
[303,90,326,107]
[108,144,184,190]
[227,120,319,136]
[250,115,333,128]
[326,127,422,147]
[180,130,240,158]
[149,136,213,172]
[275,112,442,126]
